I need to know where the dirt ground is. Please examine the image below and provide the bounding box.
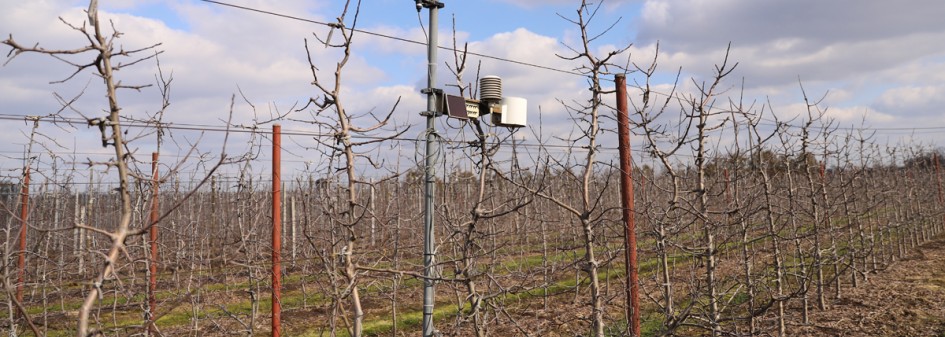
[785,234,945,337]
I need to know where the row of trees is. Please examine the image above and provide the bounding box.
[3,0,944,336]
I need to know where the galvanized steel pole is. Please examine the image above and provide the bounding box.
[419,1,443,336]
[615,73,640,336]
[16,166,29,308]
[935,153,944,233]
[148,152,159,336]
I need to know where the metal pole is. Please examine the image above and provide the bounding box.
[419,1,443,336]
[934,153,944,234]
[16,166,29,308]
[615,73,640,336]
[370,178,376,247]
[272,124,282,337]
[148,152,159,336]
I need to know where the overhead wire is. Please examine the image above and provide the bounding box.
[197,0,588,78]
[3,0,941,161]
[7,0,937,136]
[0,111,938,164]
[0,113,659,155]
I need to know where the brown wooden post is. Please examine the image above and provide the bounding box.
[16,166,29,307]
[272,124,282,337]
[148,152,159,335]
[615,74,640,336]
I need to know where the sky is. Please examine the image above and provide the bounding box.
[2,0,945,184]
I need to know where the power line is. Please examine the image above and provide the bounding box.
[10,1,934,137]
[1,113,940,163]
[16,0,930,136]
[0,113,661,155]
[197,0,589,78]
[752,116,945,133]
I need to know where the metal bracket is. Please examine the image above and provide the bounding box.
[420,88,443,96]
[420,88,445,117]
[416,0,445,10]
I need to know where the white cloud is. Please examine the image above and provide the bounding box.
[874,85,945,117]
[627,0,945,137]
[821,106,891,125]
[875,56,945,86]
[4,0,945,175]
[641,1,670,26]
[637,0,944,50]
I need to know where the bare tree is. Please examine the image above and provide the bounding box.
[629,44,692,334]
[3,1,237,335]
[3,2,160,334]
[437,17,535,335]
[505,1,632,335]
[680,47,736,337]
[298,0,406,334]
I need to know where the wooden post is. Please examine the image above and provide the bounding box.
[615,73,640,336]
[272,124,282,337]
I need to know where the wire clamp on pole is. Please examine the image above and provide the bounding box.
[420,88,443,95]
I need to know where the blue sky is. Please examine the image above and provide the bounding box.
[2,0,945,181]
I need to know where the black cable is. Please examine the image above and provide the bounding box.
[197,0,588,78]
[0,114,657,154]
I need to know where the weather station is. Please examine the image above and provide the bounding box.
[415,1,527,336]
[437,75,528,127]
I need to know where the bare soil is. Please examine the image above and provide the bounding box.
[785,234,945,337]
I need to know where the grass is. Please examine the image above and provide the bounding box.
[12,212,932,336]
[295,247,703,336]
[10,243,601,336]
[602,312,666,337]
